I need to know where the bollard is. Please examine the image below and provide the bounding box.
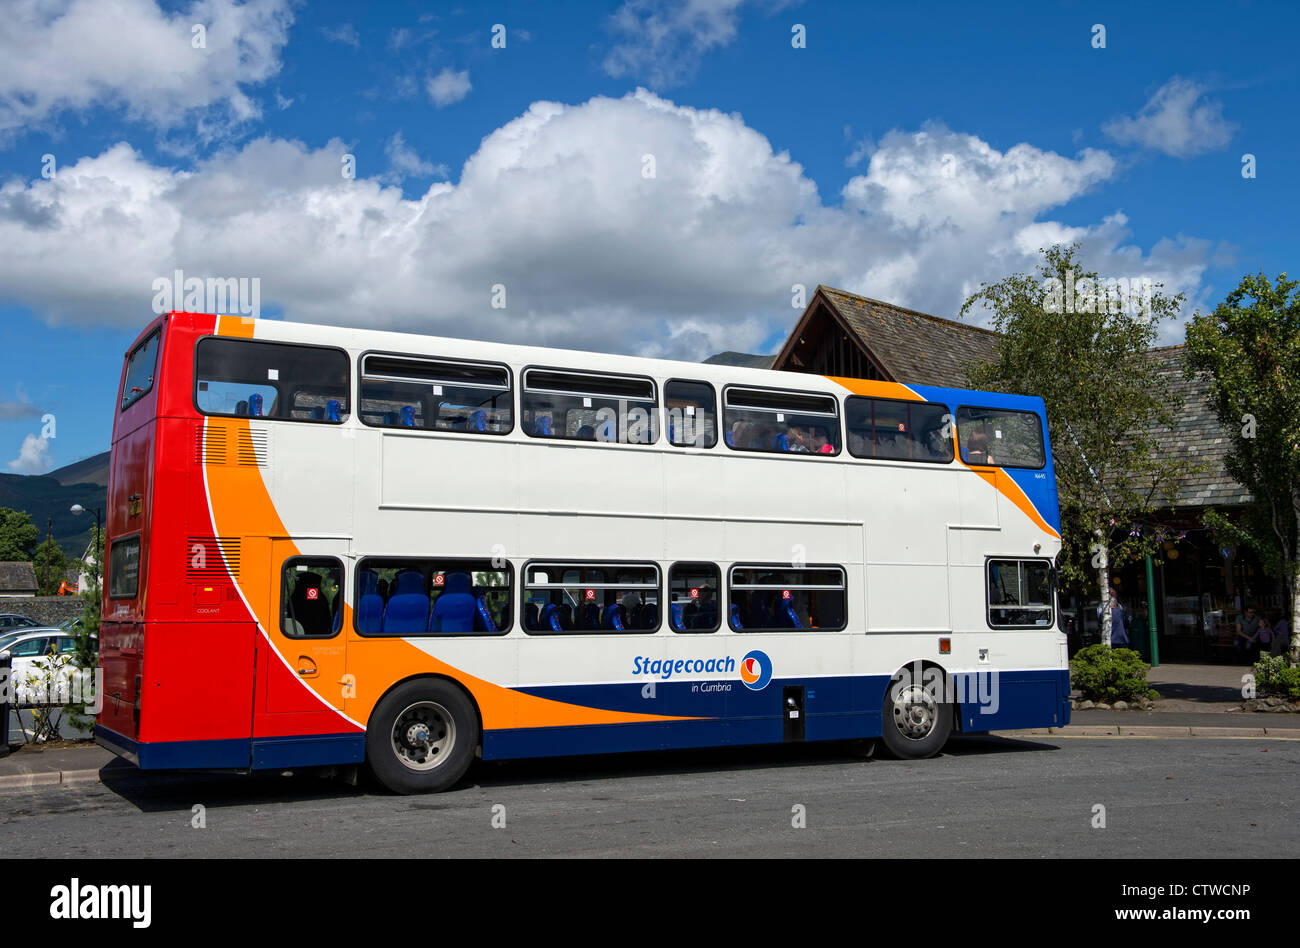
[0,649,10,756]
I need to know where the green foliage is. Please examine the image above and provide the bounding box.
[1184,272,1300,619]
[1070,645,1159,703]
[0,506,39,560]
[65,526,103,730]
[961,244,1199,600]
[32,537,68,596]
[1253,655,1300,699]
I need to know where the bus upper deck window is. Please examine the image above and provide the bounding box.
[521,369,658,445]
[845,396,953,463]
[722,387,841,456]
[195,338,350,423]
[957,407,1045,469]
[359,355,513,434]
[665,380,717,449]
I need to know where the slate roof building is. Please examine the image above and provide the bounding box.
[0,561,39,599]
[745,285,1278,663]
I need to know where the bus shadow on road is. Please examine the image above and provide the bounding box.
[97,758,368,813]
[463,733,1058,791]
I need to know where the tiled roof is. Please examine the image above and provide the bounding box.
[0,561,38,594]
[818,286,1000,386]
[1135,346,1253,509]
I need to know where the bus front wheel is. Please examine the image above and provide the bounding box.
[366,679,478,794]
[879,665,952,760]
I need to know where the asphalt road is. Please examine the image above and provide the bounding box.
[1,735,1295,858]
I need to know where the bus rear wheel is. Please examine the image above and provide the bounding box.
[366,679,478,794]
[879,665,952,760]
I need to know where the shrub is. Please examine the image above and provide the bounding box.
[1252,655,1300,699]
[1070,645,1158,703]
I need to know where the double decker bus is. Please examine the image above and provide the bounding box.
[97,311,1069,793]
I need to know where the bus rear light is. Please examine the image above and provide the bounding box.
[938,637,951,654]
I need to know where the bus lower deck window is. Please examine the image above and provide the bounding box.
[354,558,512,636]
[987,559,1053,627]
[729,566,846,632]
[668,562,721,631]
[281,558,345,638]
[523,563,660,633]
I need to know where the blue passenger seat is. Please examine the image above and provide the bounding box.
[670,602,686,631]
[469,410,488,432]
[400,405,417,428]
[730,603,743,630]
[535,416,553,436]
[357,571,383,635]
[248,393,264,417]
[540,603,564,632]
[603,603,627,631]
[383,571,429,635]
[326,399,342,422]
[429,572,476,634]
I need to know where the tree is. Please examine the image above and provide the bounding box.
[961,244,1198,644]
[0,507,39,561]
[33,537,68,596]
[1184,272,1300,661]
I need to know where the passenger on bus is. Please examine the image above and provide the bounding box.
[967,429,992,465]
[809,427,835,454]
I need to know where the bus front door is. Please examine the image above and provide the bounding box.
[261,540,350,717]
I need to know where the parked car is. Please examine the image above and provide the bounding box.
[57,615,85,635]
[0,629,97,704]
[0,614,38,634]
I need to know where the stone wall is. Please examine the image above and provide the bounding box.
[0,596,87,628]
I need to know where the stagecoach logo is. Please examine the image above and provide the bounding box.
[739,650,772,691]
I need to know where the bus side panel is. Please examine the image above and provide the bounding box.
[955,668,1070,732]
[137,621,258,751]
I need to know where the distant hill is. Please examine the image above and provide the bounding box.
[49,451,110,489]
[703,351,776,369]
[0,450,109,557]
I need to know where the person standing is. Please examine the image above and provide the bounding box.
[1269,612,1290,658]
[1235,604,1261,661]
[1098,587,1130,648]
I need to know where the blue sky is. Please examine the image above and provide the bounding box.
[1,0,1295,472]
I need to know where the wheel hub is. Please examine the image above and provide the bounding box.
[892,684,938,740]
[391,701,456,772]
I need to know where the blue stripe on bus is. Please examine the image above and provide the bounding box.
[95,725,367,771]
[98,669,1070,770]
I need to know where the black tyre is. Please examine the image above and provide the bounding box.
[878,664,953,760]
[366,678,478,794]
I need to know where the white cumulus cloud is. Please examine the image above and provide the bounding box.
[603,0,749,88]
[426,68,471,108]
[1103,77,1236,157]
[0,0,294,139]
[8,433,53,474]
[0,89,1216,357]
